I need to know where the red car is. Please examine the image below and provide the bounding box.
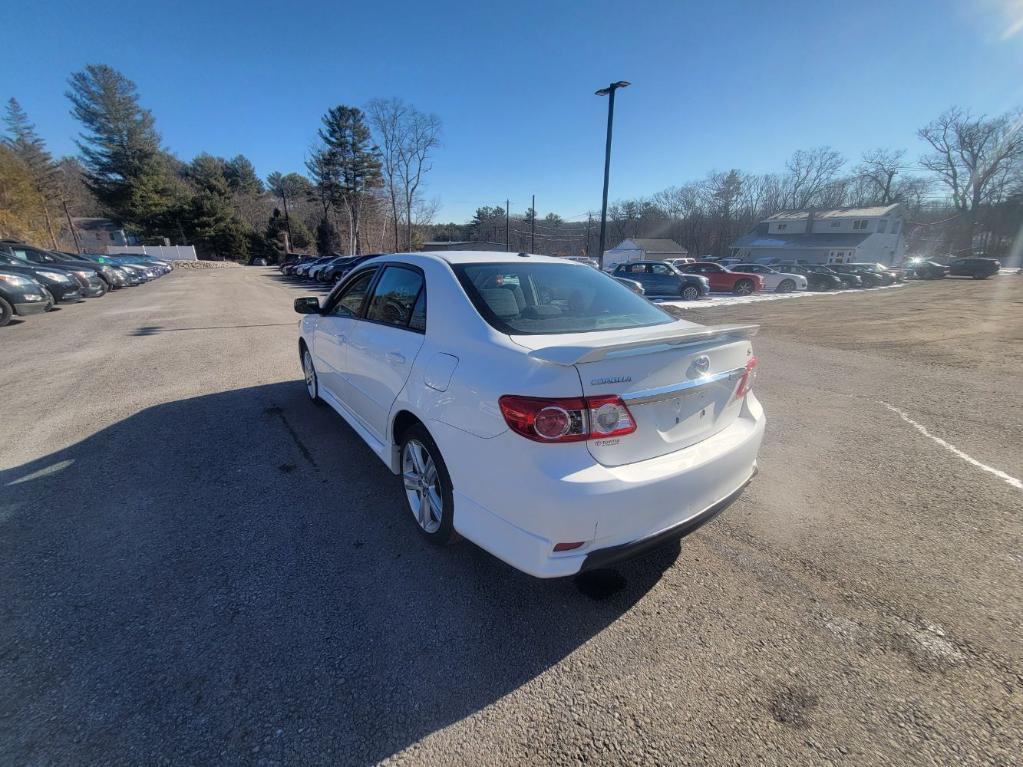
[679,262,765,295]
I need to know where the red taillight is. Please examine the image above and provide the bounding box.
[498,394,637,443]
[735,356,758,399]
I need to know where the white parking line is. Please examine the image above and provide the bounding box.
[657,282,906,309]
[881,402,1022,491]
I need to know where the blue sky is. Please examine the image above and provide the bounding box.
[3,0,1021,222]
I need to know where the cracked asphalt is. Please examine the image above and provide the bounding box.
[1,266,1020,765]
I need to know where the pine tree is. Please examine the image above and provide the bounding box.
[185,154,248,259]
[225,155,263,195]
[314,215,340,255]
[316,106,382,254]
[2,98,60,247]
[66,64,175,234]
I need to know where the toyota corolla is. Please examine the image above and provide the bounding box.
[295,252,765,577]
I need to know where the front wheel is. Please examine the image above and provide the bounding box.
[400,424,456,544]
[302,348,322,404]
[43,288,57,310]
[972,273,988,280]
[776,279,795,293]
[680,285,701,301]
[733,279,755,296]
[0,297,12,327]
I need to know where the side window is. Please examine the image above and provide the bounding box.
[650,264,670,274]
[330,269,376,317]
[366,266,425,329]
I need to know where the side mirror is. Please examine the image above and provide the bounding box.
[294,296,321,314]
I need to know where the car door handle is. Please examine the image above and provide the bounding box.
[386,351,406,365]
[329,333,347,343]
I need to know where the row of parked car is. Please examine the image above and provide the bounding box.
[603,258,907,299]
[0,240,172,328]
[277,253,383,284]
[274,249,1001,305]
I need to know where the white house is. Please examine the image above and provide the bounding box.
[603,238,687,265]
[730,204,906,265]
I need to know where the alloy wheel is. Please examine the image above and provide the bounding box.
[681,286,700,301]
[303,350,317,399]
[402,439,443,534]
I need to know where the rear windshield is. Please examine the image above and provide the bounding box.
[453,262,673,335]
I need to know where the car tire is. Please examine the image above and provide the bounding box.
[399,423,456,545]
[301,347,323,404]
[733,279,755,296]
[42,288,57,309]
[972,273,988,280]
[777,279,796,293]
[680,285,700,301]
[0,297,12,327]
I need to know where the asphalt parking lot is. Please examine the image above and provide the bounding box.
[2,267,1021,765]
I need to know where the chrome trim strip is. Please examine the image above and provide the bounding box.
[620,366,746,406]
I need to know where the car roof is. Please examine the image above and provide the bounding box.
[417,250,584,266]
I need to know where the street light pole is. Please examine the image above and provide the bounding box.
[595,81,629,269]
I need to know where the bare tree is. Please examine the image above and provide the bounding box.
[397,109,441,251]
[366,98,405,251]
[918,107,1023,252]
[782,147,845,208]
[856,148,905,204]
[367,98,441,251]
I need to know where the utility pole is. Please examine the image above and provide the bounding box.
[505,199,510,252]
[595,81,630,269]
[530,194,536,254]
[62,200,82,253]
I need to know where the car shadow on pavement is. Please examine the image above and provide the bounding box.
[0,381,679,764]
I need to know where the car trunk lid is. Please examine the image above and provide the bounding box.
[510,322,757,467]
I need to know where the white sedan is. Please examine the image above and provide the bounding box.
[729,263,807,292]
[295,252,765,577]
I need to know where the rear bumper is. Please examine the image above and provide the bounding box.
[580,467,755,571]
[438,393,765,578]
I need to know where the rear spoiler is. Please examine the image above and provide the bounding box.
[525,324,759,366]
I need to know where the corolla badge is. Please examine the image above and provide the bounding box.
[590,375,632,385]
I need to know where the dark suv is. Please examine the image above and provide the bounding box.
[0,267,50,326]
[948,257,1000,279]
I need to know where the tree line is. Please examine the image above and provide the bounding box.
[428,109,1022,261]
[1,64,442,260]
[2,64,1019,262]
